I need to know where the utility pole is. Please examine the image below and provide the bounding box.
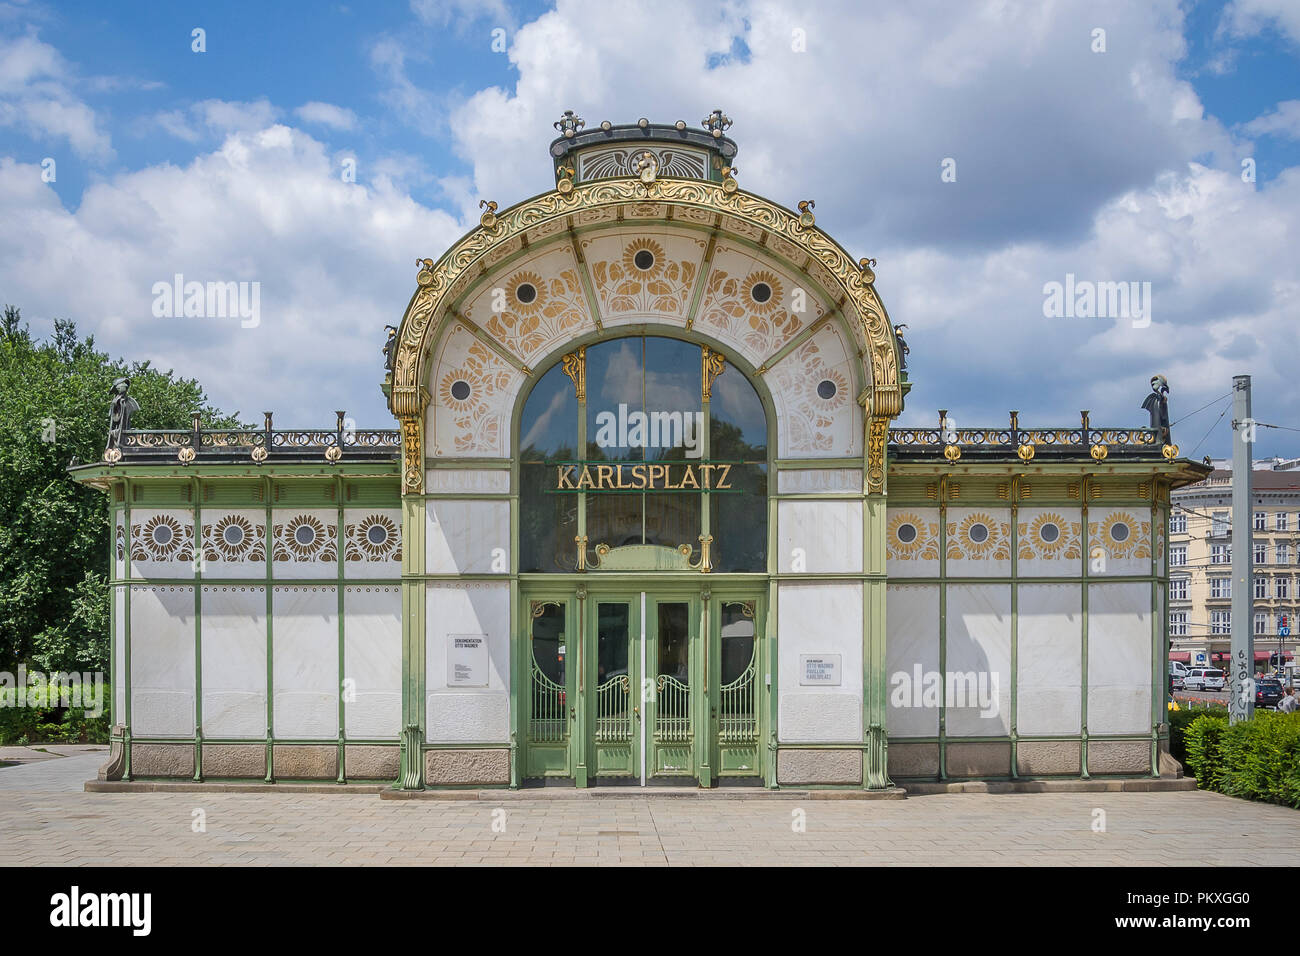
[1230,374,1254,723]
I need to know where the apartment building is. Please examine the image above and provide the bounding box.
[1169,466,1300,671]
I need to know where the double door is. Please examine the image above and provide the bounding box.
[524,588,764,786]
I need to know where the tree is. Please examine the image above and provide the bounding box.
[0,306,241,678]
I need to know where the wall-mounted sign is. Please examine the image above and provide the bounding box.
[448,634,489,687]
[549,461,740,493]
[799,655,842,686]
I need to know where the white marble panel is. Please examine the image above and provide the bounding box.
[342,508,402,579]
[199,508,268,580]
[777,582,862,742]
[777,500,863,574]
[200,585,266,739]
[885,584,941,737]
[271,585,339,739]
[777,468,863,494]
[1087,582,1153,734]
[1017,507,1084,577]
[946,507,1013,578]
[426,500,510,574]
[129,508,197,579]
[113,588,126,721]
[886,507,941,578]
[424,469,511,494]
[129,585,195,737]
[1017,583,1082,735]
[343,586,402,739]
[270,508,339,580]
[578,228,706,328]
[945,584,1012,736]
[425,581,511,742]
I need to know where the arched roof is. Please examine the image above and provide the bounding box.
[390,176,904,426]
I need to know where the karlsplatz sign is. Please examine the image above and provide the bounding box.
[549,460,741,493]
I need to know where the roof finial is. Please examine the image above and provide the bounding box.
[702,109,732,138]
[554,110,585,138]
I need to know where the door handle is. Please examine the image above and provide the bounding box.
[634,706,640,720]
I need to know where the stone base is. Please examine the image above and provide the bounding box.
[98,726,126,781]
[130,743,194,778]
[945,741,1011,777]
[776,749,861,785]
[1016,740,1081,776]
[202,744,266,778]
[887,741,939,778]
[425,748,510,786]
[346,745,400,780]
[1087,740,1151,775]
[273,745,338,780]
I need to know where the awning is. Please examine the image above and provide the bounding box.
[1168,652,1191,663]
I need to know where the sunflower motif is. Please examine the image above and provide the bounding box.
[621,238,665,279]
[744,270,784,315]
[887,512,928,559]
[955,512,1003,558]
[507,271,545,315]
[813,368,850,408]
[282,514,328,561]
[351,514,400,561]
[1029,512,1068,556]
[207,514,261,561]
[439,368,477,414]
[141,514,186,560]
[1095,511,1139,558]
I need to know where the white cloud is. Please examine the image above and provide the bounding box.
[0,32,112,159]
[295,101,358,131]
[153,98,281,143]
[1242,100,1300,140]
[1223,0,1300,45]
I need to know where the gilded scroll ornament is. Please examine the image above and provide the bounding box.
[561,347,586,402]
[701,345,726,401]
[866,416,889,495]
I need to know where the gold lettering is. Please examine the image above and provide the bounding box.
[677,465,699,490]
[629,464,647,489]
[649,464,668,489]
[715,464,732,489]
[596,465,614,489]
[576,466,595,489]
[615,464,631,489]
[556,464,576,490]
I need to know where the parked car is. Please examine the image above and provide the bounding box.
[1183,667,1225,691]
[1168,660,1188,690]
[1254,678,1284,709]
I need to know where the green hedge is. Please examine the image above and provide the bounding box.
[1183,711,1300,809]
[0,686,111,745]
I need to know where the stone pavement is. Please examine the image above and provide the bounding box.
[0,754,1296,865]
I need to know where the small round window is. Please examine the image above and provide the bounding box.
[897,523,918,544]
[817,379,837,400]
[152,525,173,545]
[294,524,317,547]
[222,524,245,546]
[968,523,990,544]
[1110,522,1130,542]
[450,380,471,401]
[751,282,772,303]
[1039,522,1060,543]
[366,524,389,546]
[515,282,537,304]
[633,249,655,271]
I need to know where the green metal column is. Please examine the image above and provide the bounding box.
[400,492,426,789]
[864,418,891,790]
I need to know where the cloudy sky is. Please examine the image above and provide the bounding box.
[2,0,1299,459]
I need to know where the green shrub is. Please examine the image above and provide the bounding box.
[1184,711,1300,809]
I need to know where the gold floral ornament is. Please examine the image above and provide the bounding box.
[204,514,265,563]
[948,513,1011,560]
[590,238,697,317]
[275,514,337,562]
[1089,512,1145,559]
[132,514,194,562]
[1017,512,1080,560]
[887,512,939,561]
[346,514,401,562]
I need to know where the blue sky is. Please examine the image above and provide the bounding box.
[2,0,1299,460]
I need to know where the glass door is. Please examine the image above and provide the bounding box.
[524,599,574,779]
[710,596,764,778]
[587,596,640,779]
[646,597,697,780]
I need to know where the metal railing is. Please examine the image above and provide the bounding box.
[110,411,400,464]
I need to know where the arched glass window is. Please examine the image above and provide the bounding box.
[518,335,768,572]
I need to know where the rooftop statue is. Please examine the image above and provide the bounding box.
[106,377,139,451]
[1142,374,1171,445]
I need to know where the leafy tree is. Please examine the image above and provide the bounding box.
[0,306,241,678]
